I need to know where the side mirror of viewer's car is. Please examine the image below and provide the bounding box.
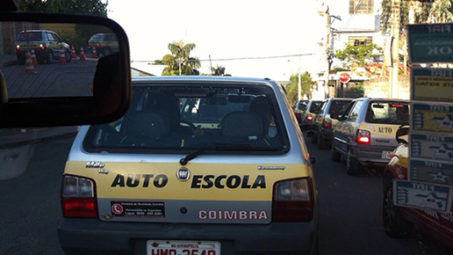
[395,125,409,144]
[0,12,131,127]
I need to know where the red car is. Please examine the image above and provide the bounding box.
[382,127,453,249]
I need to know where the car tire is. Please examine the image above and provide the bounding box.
[318,133,327,150]
[331,146,341,162]
[65,50,71,63]
[383,178,412,238]
[346,150,362,175]
[45,51,53,64]
[17,57,25,65]
[311,132,318,144]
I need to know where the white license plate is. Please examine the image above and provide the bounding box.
[381,151,392,159]
[147,240,220,255]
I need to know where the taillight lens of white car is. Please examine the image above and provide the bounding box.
[322,119,332,128]
[272,177,313,222]
[61,175,97,218]
[356,129,371,145]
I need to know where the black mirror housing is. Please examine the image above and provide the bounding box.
[0,12,131,127]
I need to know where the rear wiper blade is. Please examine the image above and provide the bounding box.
[179,149,205,166]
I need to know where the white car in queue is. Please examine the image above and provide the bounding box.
[58,76,319,255]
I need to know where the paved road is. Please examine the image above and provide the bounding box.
[308,138,451,255]
[2,60,97,98]
[0,134,451,255]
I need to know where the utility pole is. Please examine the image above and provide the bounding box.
[298,73,302,100]
[389,0,400,98]
[324,5,332,99]
[209,54,213,75]
[178,57,182,76]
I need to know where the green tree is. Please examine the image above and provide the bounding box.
[285,72,313,105]
[335,43,381,69]
[427,0,453,23]
[211,65,226,76]
[157,41,201,76]
[18,0,108,16]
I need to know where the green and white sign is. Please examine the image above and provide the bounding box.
[408,24,453,63]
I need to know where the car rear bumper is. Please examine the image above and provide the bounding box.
[58,219,318,255]
[352,144,395,166]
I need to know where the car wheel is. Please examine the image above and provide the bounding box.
[331,145,341,162]
[65,50,71,63]
[17,57,25,65]
[318,133,327,150]
[383,179,412,238]
[311,132,318,144]
[346,150,361,175]
[45,51,53,64]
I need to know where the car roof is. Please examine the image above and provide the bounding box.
[352,97,409,102]
[131,76,278,88]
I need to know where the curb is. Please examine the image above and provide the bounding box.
[0,131,77,149]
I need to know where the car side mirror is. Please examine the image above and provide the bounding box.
[0,12,131,127]
[396,126,409,144]
[330,113,338,119]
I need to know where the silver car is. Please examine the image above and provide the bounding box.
[331,98,409,175]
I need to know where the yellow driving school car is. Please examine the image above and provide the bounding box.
[58,76,319,255]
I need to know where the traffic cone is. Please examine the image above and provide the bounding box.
[59,49,66,65]
[30,49,38,66]
[24,51,36,74]
[79,47,86,61]
[71,46,77,59]
[91,47,98,58]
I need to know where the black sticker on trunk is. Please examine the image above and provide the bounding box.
[110,201,165,217]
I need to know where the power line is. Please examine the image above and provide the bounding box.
[131,53,315,63]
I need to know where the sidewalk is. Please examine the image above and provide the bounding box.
[0,126,78,149]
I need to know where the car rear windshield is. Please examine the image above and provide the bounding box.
[296,101,308,110]
[17,32,42,41]
[329,100,351,117]
[365,102,409,125]
[83,83,289,153]
[88,34,103,42]
[309,101,323,113]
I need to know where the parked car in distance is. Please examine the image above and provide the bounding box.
[88,32,119,57]
[293,99,309,123]
[300,100,323,136]
[15,29,71,64]
[382,126,453,251]
[310,98,352,149]
[331,98,409,175]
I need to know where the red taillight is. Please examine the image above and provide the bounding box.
[61,175,97,218]
[295,112,301,117]
[322,121,332,129]
[272,178,313,222]
[306,116,313,121]
[39,44,45,50]
[356,129,371,145]
[16,45,20,51]
[62,197,97,218]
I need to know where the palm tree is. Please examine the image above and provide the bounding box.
[160,41,201,76]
